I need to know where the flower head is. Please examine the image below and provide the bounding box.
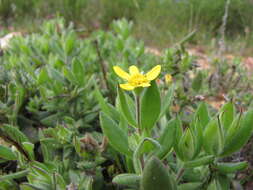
[113,65,161,90]
[165,74,172,84]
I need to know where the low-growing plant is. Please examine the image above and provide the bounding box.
[0,18,161,189]
[0,17,253,189]
[98,64,253,189]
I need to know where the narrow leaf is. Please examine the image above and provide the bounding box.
[118,87,137,127]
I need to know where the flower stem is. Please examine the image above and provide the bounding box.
[176,167,185,183]
[135,94,141,134]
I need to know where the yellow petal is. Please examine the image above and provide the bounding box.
[120,83,135,91]
[145,65,161,81]
[140,83,151,87]
[113,66,130,80]
[129,65,140,75]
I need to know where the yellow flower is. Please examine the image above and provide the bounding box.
[113,65,161,90]
[165,74,172,83]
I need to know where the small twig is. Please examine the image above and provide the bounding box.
[208,74,214,90]
[226,66,236,91]
[177,30,197,47]
[233,75,242,90]
[94,40,109,91]
[218,0,231,56]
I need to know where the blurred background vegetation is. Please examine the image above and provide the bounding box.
[1,0,253,51]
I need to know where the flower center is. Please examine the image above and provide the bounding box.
[129,74,149,86]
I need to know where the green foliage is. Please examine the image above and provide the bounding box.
[100,52,253,189]
[0,18,253,190]
[2,0,253,47]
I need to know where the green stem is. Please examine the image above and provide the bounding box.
[135,94,141,134]
[176,167,185,183]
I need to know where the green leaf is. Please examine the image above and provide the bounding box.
[20,183,45,190]
[64,32,75,55]
[40,113,60,126]
[178,128,196,161]
[221,110,253,156]
[193,118,203,158]
[0,145,16,160]
[216,174,230,190]
[118,87,137,127]
[192,71,203,92]
[203,120,224,156]
[140,81,161,131]
[1,124,29,144]
[133,138,161,174]
[173,118,184,160]
[159,84,174,118]
[119,114,128,133]
[14,85,26,114]
[95,86,120,122]
[48,67,65,84]
[85,176,93,190]
[55,173,66,189]
[0,170,29,182]
[222,114,241,149]
[178,182,202,190]
[72,58,84,86]
[141,156,174,190]
[62,67,76,84]
[22,142,34,160]
[207,180,218,190]
[184,155,214,168]
[215,162,248,174]
[220,102,235,132]
[37,68,50,85]
[100,112,132,156]
[157,119,176,159]
[31,165,50,178]
[73,136,81,156]
[112,174,141,188]
[194,102,210,128]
